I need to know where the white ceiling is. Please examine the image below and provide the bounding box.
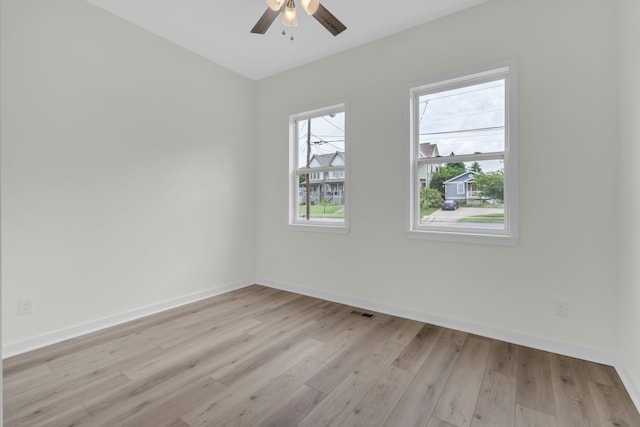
[85,0,489,81]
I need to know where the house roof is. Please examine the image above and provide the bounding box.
[444,171,476,184]
[419,143,439,158]
[310,151,344,167]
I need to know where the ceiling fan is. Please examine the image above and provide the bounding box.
[251,0,347,37]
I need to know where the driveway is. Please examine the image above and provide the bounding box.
[422,206,505,229]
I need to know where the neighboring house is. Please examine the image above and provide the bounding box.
[301,151,345,204]
[444,171,480,205]
[418,143,440,187]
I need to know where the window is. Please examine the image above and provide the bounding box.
[329,170,344,179]
[408,63,518,245]
[289,103,347,232]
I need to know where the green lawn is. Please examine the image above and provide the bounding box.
[458,213,504,223]
[420,207,439,217]
[299,204,345,218]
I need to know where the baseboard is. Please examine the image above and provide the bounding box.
[257,278,617,366]
[2,280,253,359]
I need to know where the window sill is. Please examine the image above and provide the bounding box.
[407,228,518,246]
[288,223,349,234]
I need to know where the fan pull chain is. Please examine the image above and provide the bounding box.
[281,28,294,41]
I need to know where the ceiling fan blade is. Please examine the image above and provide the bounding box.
[251,7,281,34]
[313,3,346,36]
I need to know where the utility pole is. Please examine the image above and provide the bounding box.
[306,118,311,220]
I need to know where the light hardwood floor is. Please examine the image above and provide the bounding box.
[3,285,640,426]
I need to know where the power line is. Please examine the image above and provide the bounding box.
[419,82,504,103]
[321,115,345,133]
[420,126,505,136]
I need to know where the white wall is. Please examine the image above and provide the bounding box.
[1,0,256,346]
[255,0,620,356]
[619,0,640,403]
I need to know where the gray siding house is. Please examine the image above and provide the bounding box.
[444,171,480,205]
[302,151,345,204]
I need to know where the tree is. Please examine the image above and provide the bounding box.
[429,163,466,193]
[420,186,443,209]
[447,151,465,168]
[475,170,504,201]
[429,152,466,193]
[469,162,482,173]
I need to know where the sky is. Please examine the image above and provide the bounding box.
[295,79,505,171]
[419,78,505,173]
[297,112,345,167]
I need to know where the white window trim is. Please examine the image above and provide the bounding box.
[288,101,349,234]
[406,60,519,246]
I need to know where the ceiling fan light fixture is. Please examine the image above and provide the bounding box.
[251,0,346,36]
[300,0,320,15]
[282,0,298,27]
[266,0,284,12]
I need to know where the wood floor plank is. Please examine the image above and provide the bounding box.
[596,364,640,426]
[426,417,458,427]
[433,335,492,427]
[392,323,443,372]
[211,330,324,386]
[163,419,190,427]
[80,365,227,425]
[4,286,640,427]
[31,405,94,427]
[45,332,170,373]
[255,385,326,427]
[385,318,424,346]
[305,316,411,394]
[122,317,262,382]
[84,376,227,427]
[589,381,639,427]
[4,372,130,426]
[300,341,405,427]
[340,365,414,427]
[305,304,355,342]
[588,364,640,422]
[384,329,468,427]
[514,404,559,427]
[1,363,52,389]
[180,337,325,427]
[171,286,290,332]
[157,313,262,350]
[486,340,520,377]
[251,294,326,325]
[109,376,228,427]
[516,346,557,416]
[311,320,378,364]
[6,345,163,408]
[471,370,517,427]
[211,356,325,427]
[548,353,602,426]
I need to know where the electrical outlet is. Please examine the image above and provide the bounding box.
[554,301,568,318]
[18,299,33,316]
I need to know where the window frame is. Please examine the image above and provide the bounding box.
[407,61,519,245]
[288,102,349,233]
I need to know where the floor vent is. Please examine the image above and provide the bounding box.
[351,310,375,319]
